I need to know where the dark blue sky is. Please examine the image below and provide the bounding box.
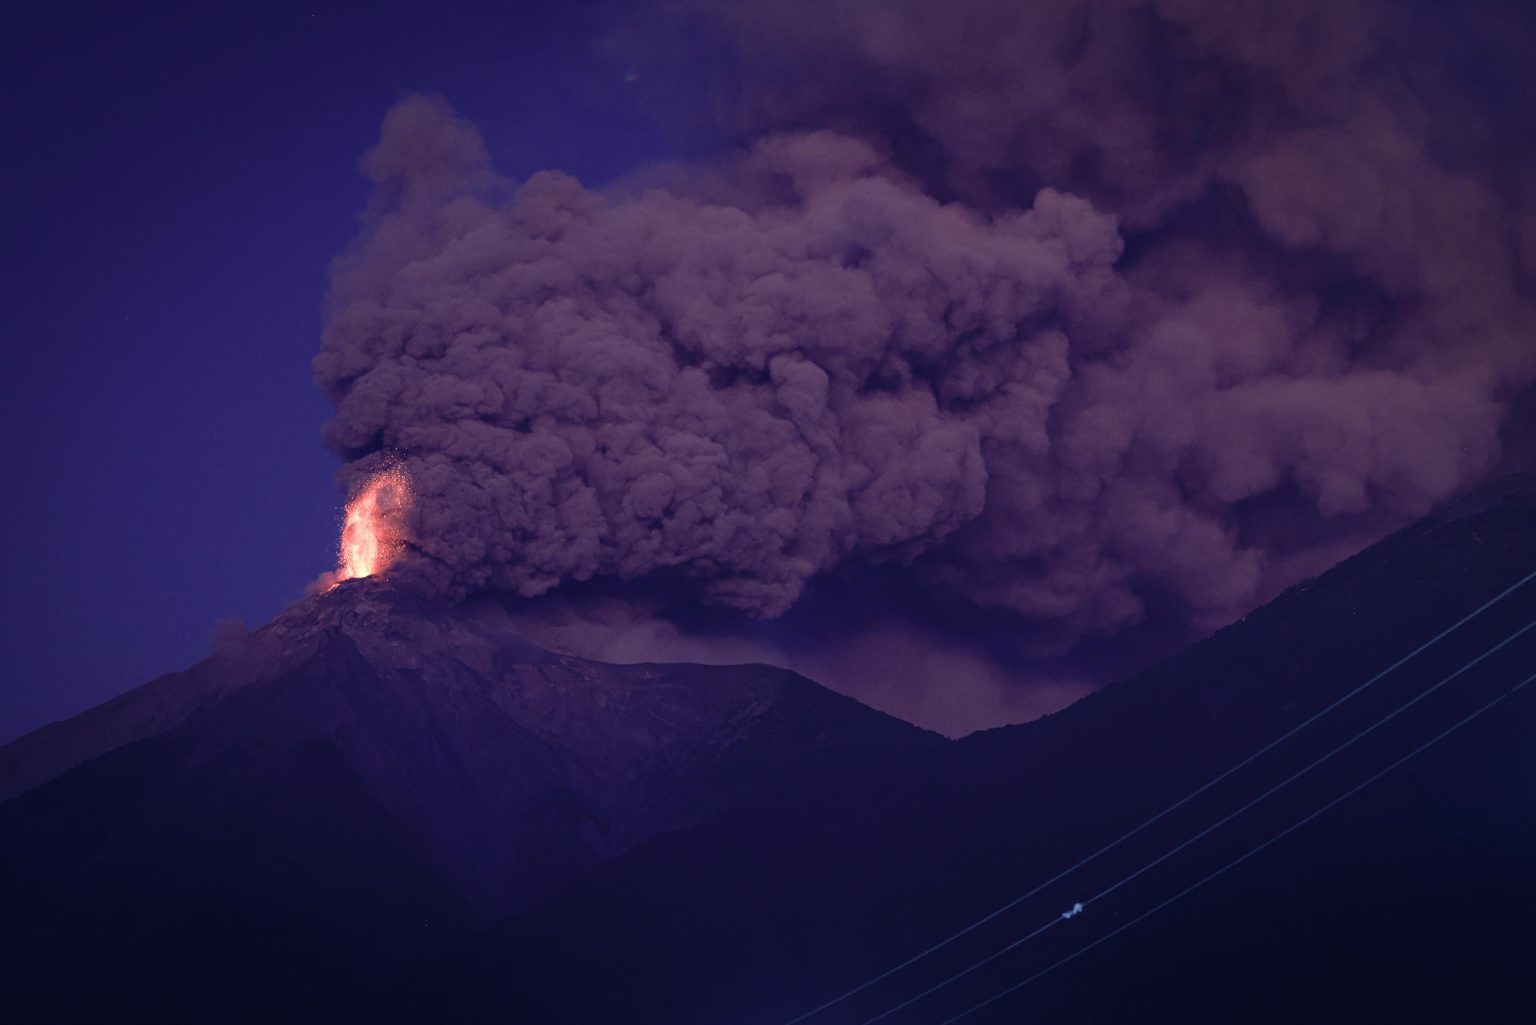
[0,2,702,742]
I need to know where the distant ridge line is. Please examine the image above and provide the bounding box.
[936,665,1536,1024]
[783,568,1536,1024]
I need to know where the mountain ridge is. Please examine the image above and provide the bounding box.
[5,475,1535,1023]
[0,577,941,1020]
[373,473,1536,1023]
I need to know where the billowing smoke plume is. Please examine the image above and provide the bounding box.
[316,0,1535,666]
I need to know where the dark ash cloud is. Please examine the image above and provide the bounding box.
[315,0,1536,679]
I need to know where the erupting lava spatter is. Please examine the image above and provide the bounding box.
[336,466,413,583]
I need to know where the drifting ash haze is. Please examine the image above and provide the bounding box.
[313,0,1536,732]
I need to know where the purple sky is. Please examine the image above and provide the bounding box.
[0,1,700,743]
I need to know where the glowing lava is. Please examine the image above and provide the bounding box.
[336,465,413,583]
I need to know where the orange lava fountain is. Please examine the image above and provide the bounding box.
[336,465,413,583]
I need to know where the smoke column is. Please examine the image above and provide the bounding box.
[314,0,1536,725]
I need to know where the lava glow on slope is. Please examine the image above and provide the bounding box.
[335,465,413,584]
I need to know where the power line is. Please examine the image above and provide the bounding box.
[861,614,1536,1023]
[781,569,1536,1024]
[936,667,1536,1025]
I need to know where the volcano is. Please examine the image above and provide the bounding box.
[4,478,1536,1024]
[0,578,937,1019]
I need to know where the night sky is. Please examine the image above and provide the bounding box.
[0,1,696,743]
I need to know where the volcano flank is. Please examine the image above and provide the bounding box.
[0,577,936,1017]
[4,478,1536,1023]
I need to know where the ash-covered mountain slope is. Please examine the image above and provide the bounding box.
[0,579,938,1020]
[385,475,1536,1024]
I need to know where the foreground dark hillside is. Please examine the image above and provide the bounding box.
[0,581,937,1021]
[3,477,1533,1024]
[385,475,1536,1024]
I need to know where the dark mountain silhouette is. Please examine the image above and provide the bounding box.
[4,476,1536,1024]
[377,475,1536,1024]
[0,579,937,1021]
